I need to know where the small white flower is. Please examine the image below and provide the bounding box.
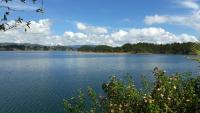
[127,85,131,89]
[173,86,177,90]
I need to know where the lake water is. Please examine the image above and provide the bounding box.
[0,51,199,113]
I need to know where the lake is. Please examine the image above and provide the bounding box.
[0,51,199,113]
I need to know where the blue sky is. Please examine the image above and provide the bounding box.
[0,0,200,46]
[39,0,198,35]
[40,0,199,35]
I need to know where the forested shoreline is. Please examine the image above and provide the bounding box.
[78,42,200,55]
[0,43,73,51]
[0,42,200,55]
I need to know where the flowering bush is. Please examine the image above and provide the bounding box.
[63,68,200,113]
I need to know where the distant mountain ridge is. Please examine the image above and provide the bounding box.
[0,43,74,51]
[0,42,199,55]
[77,42,200,55]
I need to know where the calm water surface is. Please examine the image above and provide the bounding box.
[0,51,199,113]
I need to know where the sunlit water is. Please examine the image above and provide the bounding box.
[0,51,199,113]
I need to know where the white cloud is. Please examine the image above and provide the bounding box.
[179,0,199,10]
[0,19,63,45]
[144,15,170,25]
[76,22,87,30]
[144,11,200,31]
[76,22,108,34]
[63,27,198,46]
[0,19,198,47]
[110,28,198,46]
[144,0,200,31]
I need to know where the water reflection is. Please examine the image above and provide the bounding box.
[0,51,199,113]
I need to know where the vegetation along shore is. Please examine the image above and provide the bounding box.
[1,42,200,55]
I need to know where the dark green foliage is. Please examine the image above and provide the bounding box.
[78,45,113,52]
[113,47,123,52]
[0,43,73,51]
[64,68,200,113]
[78,45,95,52]
[94,45,113,52]
[122,43,133,52]
[78,42,198,55]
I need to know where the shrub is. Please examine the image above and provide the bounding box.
[63,68,200,113]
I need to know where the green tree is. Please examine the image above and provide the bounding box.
[78,42,200,55]
[94,45,113,52]
[121,43,133,52]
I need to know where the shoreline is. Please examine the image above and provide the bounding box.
[0,50,197,55]
[77,51,197,55]
[187,55,200,62]
[78,51,153,55]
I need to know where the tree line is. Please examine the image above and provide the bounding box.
[78,42,200,55]
[1,42,199,54]
[0,43,73,51]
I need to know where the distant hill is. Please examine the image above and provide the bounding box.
[78,42,200,55]
[0,43,73,51]
[1,42,199,55]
